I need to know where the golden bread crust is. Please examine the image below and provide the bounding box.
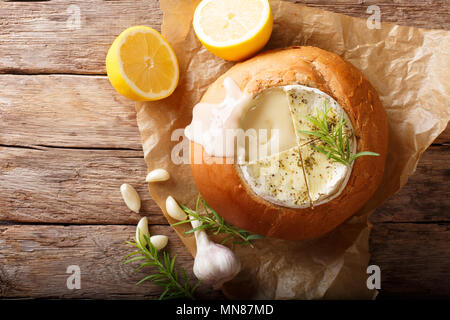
[189,46,388,240]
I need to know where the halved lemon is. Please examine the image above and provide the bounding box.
[193,0,273,61]
[106,26,179,101]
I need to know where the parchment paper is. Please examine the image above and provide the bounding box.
[135,0,450,299]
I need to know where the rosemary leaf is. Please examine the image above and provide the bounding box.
[123,228,200,300]
[174,194,264,247]
[300,101,379,165]
[351,151,380,162]
[246,234,266,241]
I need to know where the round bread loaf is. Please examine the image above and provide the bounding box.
[189,46,388,240]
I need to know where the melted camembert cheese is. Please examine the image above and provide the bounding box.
[185,78,356,208]
[240,147,310,208]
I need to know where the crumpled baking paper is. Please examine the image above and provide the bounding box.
[135,0,450,299]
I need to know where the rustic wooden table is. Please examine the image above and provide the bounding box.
[0,0,448,299]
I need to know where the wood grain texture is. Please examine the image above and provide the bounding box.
[0,0,162,74]
[0,0,448,299]
[0,146,166,225]
[370,222,450,299]
[0,224,224,299]
[0,0,448,74]
[0,75,139,149]
[3,73,446,151]
[0,223,447,299]
[371,145,450,224]
[434,125,450,145]
[0,140,447,225]
[288,0,450,29]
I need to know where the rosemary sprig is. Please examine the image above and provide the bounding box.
[299,101,379,166]
[123,229,200,300]
[172,194,264,248]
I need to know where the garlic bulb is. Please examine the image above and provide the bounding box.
[191,217,241,289]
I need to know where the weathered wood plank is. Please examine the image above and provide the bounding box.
[0,75,139,149]
[289,0,450,30]
[0,0,448,74]
[0,146,166,225]
[0,224,224,299]
[370,222,450,298]
[1,74,447,150]
[0,0,162,74]
[1,142,447,225]
[0,0,448,299]
[0,223,447,298]
[434,124,449,145]
[371,145,450,223]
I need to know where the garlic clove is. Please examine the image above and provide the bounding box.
[150,235,169,251]
[136,217,150,246]
[146,169,170,182]
[165,196,187,221]
[120,183,141,213]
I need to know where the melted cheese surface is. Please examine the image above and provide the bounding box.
[240,147,310,208]
[239,88,297,162]
[185,78,356,208]
[301,141,351,204]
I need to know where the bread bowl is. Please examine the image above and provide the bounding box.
[185,46,388,240]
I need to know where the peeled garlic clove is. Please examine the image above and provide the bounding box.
[165,196,187,221]
[146,169,170,182]
[150,235,168,251]
[136,217,150,246]
[120,183,141,213]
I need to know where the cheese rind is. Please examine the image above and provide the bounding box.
[300,141,351,204]
[239,84,356,208]
[186,77,356,208]
[240,147,310,208]
[285,86,352,146]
